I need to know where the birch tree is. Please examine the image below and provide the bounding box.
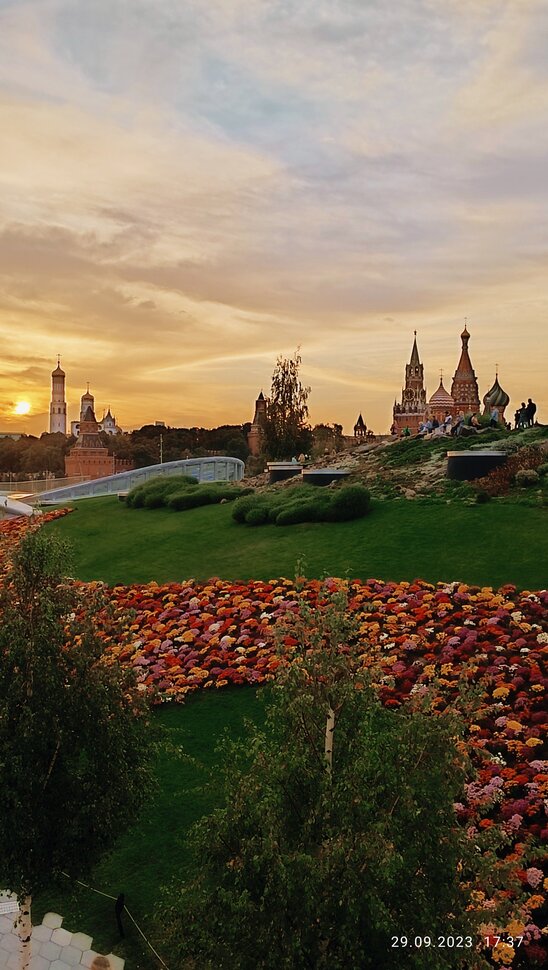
[263,349,312,459]
[0,528,152,970]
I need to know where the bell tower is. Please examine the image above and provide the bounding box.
[49,356,67,435]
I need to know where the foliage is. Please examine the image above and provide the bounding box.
[475,490,491,504]
[311,423,345,457]
[514,469,540,487]
[232,484,371,527]
[0,528,153,903]
[475,446,545,496]
[380,429,510,469]
[263,350,312,459]
[537,462,548,477]
[0,432,74,479]
[159,588,524,969]
[126,474,251,511]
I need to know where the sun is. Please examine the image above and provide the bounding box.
[13,401,31,415]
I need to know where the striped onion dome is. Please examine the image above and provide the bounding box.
[483,375,510,409]
[428,379,454,409]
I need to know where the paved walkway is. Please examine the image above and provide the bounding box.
[0,904,124,970]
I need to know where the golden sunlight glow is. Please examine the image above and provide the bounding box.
[13,401,31,415]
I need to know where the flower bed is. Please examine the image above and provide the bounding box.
[1,513,546,966]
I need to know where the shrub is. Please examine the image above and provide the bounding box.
[327,484,371,521]
[245,506,270,526]
[275,499,328,526]
[475,490,491,504]
[232,494,262,523]
[474,446,544,496]
[515,469,540,487]
[537,462,548,477]
[126,474,197,507]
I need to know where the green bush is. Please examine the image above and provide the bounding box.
[126,475,197,507]
[475,490,491,504]
[245,506,270,526]
[326,484,371,521]
[232,494,263,523]
[232,484,371,528]
[537,462,548,477]
[514,468,540,487]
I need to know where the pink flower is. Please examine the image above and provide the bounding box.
[525,868,544,889]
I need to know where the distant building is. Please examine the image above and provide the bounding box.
[392,332,427,434]
[65,402,133,481]
[353,413,367,439]
[70,387,123,438]
[247,391,268,456]
[450,324,480,416]
[49,357,67,434]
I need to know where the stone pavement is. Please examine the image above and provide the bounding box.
[0,904,124,970]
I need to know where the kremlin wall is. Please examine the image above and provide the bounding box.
[45,324,510,477]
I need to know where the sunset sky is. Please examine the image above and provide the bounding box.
[1,0,547,436]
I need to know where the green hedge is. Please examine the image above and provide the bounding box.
[126,476,251,511]
[232,484,371,527]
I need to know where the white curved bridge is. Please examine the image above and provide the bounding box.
[30,456,245,505]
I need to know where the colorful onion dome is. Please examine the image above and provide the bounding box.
[428,379,454,408]
[483,375,510,409]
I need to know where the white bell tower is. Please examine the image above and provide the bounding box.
[49,356,67,434]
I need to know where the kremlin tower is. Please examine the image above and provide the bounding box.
[247,391,267,456]
[65,390,133,480]
[392,332,427,434]
[450,323,480,416]
[49,357,67,434]
[353,413,367,439]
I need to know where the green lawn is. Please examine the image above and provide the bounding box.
[46,495,548,589]
[34,688,266,969]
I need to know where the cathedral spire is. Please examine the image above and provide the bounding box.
[451,322,480,415]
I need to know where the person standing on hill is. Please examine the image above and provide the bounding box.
[518,403,527,429]
[525,398,537,427]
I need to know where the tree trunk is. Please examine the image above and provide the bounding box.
[16,895,32,970]
[324,706,335,775]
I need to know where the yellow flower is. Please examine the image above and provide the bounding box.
[492,942,515,965]
[469,725,482,733]
[493,687,510,699]
[525,737,543,747]
[504,920,525,936]
[532,684,543,692]
[506,720,523,732]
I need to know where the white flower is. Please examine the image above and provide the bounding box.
[536,632,548,644]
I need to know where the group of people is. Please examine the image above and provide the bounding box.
[396,397,538,440]
[515,399,537,429]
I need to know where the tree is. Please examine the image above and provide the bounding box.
[263,349,312,459]
[0,529,152,970]
[162,586,515,969]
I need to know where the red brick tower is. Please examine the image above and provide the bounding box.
[450,323,480,416]
[392,332,427,434]
[247,391,267,456]
[65,398,133,480]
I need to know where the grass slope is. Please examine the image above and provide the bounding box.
[47,495,548,589]
[34,689,266,969]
